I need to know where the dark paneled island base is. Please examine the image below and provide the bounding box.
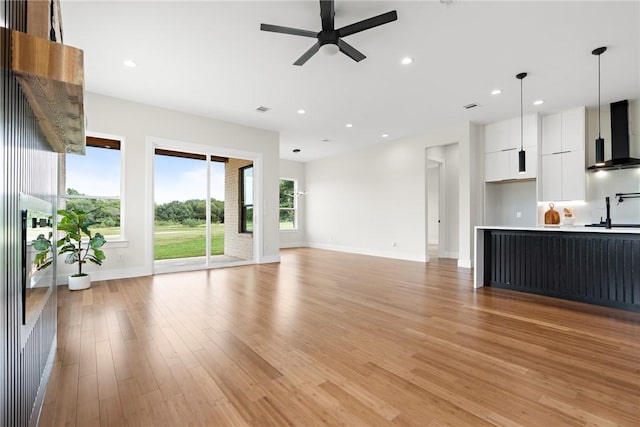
[475,227,640,312]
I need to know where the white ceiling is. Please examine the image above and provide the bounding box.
[62,1,640,162]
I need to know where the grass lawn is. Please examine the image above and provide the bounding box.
[91,223,225,260]
[154,223,224,260]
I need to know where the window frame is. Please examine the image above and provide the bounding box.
[61,134,125,241]
[239,164,254,234]
[278,178,298,231]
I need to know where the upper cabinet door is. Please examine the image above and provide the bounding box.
[485,151,509,182]
[541,113,562,155]
[508,114,538,150]
[484,121,509,153]
[561,106,586,152]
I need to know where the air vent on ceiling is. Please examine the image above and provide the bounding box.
[463,103,479,110]
[255,106,270,113]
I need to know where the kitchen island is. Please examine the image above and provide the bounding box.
[475,226,640,312]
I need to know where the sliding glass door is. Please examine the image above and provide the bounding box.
[154,149,225,266]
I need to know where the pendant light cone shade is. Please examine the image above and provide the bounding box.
[593,46,607,166]
[517,72,527,174]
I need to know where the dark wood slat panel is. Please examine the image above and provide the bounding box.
[2,1,59,425]
[487,230,640,312]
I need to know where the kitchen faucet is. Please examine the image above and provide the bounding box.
[616,192,640,204]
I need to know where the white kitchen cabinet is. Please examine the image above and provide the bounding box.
[509,114,538,149]
[541,154,562,201]
[517,145,537,180]
[540,107,586,201]
[484,114,538,182]
[485,151,509,182]
[541,114,562,155]
[561,107,586,152]
[541,107,585,155]
[561,150,586,200]
[484,120,510,154]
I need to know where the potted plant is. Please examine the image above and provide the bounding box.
[33,208,106,290]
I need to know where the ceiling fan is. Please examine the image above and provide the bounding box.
[260,0,398,66]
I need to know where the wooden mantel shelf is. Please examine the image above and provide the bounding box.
[10,29,85,154]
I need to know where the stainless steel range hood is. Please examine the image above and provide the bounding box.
[588,100,640,171]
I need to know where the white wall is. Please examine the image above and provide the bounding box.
[486,181,537,227]
[305,122,482,267]
[58,93,280,282]
[279,159,306,248]
[427,166,439,245]
[443,144,460,259]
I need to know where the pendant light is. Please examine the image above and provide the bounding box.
[593,46,607,166]
[517,72,527,174]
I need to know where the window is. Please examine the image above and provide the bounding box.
[62,136,122,240]
[240,165,253,233]
[279,178,296,230]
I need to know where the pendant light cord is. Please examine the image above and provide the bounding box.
[520,76,523,151]
[598,53,601,139]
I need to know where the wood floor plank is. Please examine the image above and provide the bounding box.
[39,248,640,426]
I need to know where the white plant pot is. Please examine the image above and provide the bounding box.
[68,274,91,291]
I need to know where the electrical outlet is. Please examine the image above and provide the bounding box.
[392,242,397,247]
[516,211,522,218]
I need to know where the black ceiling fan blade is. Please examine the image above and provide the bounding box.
[338,39,366,62]
[260,23,318,38]
[319,0,335,31]
[337,10,398,38]
[294,42,321,66]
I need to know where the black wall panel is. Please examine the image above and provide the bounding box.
[2,1,59,425]
[485,230,640,312]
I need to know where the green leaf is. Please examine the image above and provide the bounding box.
[92,248,105,261]
[32,234,51,251]
[65,252,79,264]
[90,233,106,249]
[36,259,52,270]
[87,256,103,266]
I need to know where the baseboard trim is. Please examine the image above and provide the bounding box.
[458,259,473,269]
[56,266,150,285]
[307,243,427,263]
[279,242,307,249]
[259,255,281,264]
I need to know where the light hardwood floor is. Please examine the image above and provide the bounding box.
[39,248,640,426]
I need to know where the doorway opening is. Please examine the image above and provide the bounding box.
[426,144,459,262]
[427,159,443,259]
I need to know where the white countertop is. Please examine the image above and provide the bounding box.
[476,225,640,234]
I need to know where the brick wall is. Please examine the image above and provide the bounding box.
[224,159,253,259]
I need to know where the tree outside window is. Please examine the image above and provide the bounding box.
[279,179,296,230]
[63,137,122,240]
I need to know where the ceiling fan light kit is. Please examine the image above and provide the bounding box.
[260,0,398,66]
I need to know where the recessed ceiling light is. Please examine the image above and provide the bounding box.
[346,123,353,128]
[401,57,413,65]
[123,60,137,68]
[491,89,502,95]
[382,134,389,138]
[297,109,306,115]
[533,100,544,106]
[292,148,301,153]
